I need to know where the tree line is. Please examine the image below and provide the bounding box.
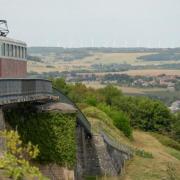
[52,78,180,143]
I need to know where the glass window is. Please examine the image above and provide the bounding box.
[21,47,23,58]
[22,47,25,59]
[19,46,21,58]
[2,43,5,56]
[5,44,9,56]
[13,45,15,57]
[16,46,20,58]
[14,46,17,57]
[9,44,13,57]
[25,48,27,59]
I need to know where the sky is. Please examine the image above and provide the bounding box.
[1,0,180,47]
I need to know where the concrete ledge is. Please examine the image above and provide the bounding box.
[0,94,58,105]
[37,102,77,114]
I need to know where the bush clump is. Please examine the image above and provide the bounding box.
[97,103,132,138]
[0,130,47,180]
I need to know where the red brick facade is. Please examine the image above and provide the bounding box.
[0,58,27,78]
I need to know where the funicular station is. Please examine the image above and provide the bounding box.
[0,20,90,133]
[0,20,53,105]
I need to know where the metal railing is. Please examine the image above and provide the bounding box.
[0,78,52,104]
[100,131,133,157]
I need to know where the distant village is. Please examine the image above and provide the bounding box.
[65,73,180,112]
[29,70,180,112]
[66,73,180,91]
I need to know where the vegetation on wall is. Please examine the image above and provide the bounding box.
[5,107,76,168]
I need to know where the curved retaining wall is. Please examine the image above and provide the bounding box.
[53,88,133,178]
[76,126,133,178]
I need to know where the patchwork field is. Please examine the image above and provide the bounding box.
[73,52,158,65]
[28,51,180,74]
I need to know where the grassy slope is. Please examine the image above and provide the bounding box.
[124,131,180,180]
[82,106,180,180]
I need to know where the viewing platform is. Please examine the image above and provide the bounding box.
[0,78,56,105]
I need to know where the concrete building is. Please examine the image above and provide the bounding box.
[0,36,27,78]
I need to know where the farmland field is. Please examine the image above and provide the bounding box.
[28,51,180,74]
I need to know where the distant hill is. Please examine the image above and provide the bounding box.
[137,51,180,61]
[28,47,168,54]
[28,47,180,62]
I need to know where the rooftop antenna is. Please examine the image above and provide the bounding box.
[0,20,9,37]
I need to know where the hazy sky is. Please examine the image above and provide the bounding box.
[1,0,180,47]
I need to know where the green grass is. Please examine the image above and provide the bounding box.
[82,106,133,148]
[82,106,114,130]
[166,147,180,160]
[151,133,180,151]
[82,106,180,180]
[135,148,153,159]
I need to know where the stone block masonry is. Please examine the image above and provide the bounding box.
[76,126,133,179]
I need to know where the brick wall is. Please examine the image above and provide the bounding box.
[0,58,27,78]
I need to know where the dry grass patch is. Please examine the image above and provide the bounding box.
[124,131,180,180]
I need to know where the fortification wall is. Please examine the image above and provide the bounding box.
[76,126,132,179]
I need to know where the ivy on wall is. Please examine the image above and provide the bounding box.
[5,106,76,168]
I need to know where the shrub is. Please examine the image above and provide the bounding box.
[97,103,132,138]
[0,130,47,180]
[111,110,132,138]
[112,96,173,133]
[98,85,122,105]
[173,113,180,142]
[85,95,98,106]
[151,133,180,151]
[52,77,71,94]
[135,148,153,159]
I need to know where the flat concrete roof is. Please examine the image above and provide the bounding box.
[0,36,27,47]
